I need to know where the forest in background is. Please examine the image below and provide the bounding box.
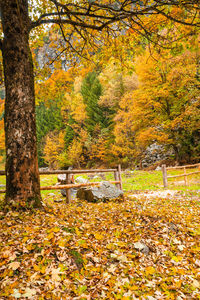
[0,19,200,169]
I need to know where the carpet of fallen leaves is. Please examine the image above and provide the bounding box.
[0,193,200,299]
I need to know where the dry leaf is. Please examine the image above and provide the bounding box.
[9,261,20,270]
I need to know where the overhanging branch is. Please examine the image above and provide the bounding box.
[30,0,200,65]
[31,0,200,33]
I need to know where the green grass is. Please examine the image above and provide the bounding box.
[122,169,200,192]
[83,169,200,192]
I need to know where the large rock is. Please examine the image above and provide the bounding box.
[140,142,174,168]
[61,188,77,197]
[58,174,66,184]
[77,181,123,202]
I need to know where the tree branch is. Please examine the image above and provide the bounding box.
[30,0,200,64]
[154,7,200,27]
[31,0,200,33]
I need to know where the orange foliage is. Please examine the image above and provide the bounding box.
[44,131,65,169]
[114,37,200,163]
[35,69,75,106]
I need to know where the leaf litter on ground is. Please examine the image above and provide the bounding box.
[0,192,200,299]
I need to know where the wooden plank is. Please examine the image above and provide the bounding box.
[65,173,71,203]
[118,164,123,190]
[167,171,200,178]
[39,168,117,175]
[40,181,120,190]
[184,167,187,186]
[166,163,200,170]
[0,181,121,193]
[162,164,168,188]
[0,169,117,176]
[114,171,120,189]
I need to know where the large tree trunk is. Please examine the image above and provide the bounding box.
[1,0,42,208]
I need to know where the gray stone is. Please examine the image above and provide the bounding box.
[58,174,66,184]
[155,166,161,171]
[61,189,66,197]
[61,188,77,197]
[134,241,150,254]
[75,176,88,184]
[48,193,55,196]
[140,142,174,168]
[54,199,63,202]
[76,181,123,202]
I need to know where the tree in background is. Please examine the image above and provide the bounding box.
[36,102,64,166]
[114,36,200,165]
[81,72,111,136]
[43,131,65,169]
[35,69,75,167]
[36,33,200,169]
[58,71,115,168]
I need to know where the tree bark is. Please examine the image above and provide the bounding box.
[1,0,42,208]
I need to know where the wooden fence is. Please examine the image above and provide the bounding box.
[162,163,200,188]
[0,165,122,203]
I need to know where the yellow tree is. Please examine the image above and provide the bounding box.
[115,34,200,164]
[44,131,65,169]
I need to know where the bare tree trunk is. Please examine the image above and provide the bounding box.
[1,0,42,208]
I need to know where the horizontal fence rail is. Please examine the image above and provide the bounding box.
[40,169,118,175]
[162,163,200,188]
[166,163,200,170]
[0,169,118,176]
[40,181,120,190]
[0,165,123,203]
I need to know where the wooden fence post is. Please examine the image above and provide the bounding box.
[162,164,168,188]
[118,164,123,190]
[66,173,71,203]
[114,170,120,189]
[184,167,187,186]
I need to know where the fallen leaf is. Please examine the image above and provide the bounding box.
[8,261,20,270]
[23,288,36,299]
[51,267,61,282]
[11,289,21,299]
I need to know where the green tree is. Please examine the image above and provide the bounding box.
[36,102,64,166]
[81,72,114,137]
